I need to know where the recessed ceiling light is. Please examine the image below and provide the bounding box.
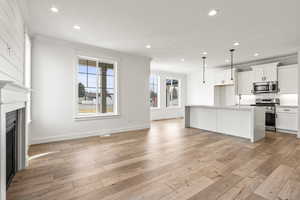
[181,58,185,62]
[233,42,240,46]
[254,53,259,57]
[73,25,81,30]
[50,6,59,13]
[145,44,151,49]
[202,51,208,55]
[208,9,218,16]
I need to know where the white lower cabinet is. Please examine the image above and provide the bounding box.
[276,108,298,133]
[217,109,251,139]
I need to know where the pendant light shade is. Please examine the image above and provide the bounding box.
[230,49,235,80]
[202,56,206,83]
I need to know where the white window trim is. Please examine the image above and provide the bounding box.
[74,55,120,120]
[150,74,160,109]
[166,77,181,109]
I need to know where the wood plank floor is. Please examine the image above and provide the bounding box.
[7,119,300,200]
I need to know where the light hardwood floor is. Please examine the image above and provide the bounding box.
[7,119,300,200]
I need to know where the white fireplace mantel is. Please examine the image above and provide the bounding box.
[0,80,30,200]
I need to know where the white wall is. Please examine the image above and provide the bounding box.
[214,85,235,106]
[187,68,217,105]
[29,36,151,144]
[150,70,187,120]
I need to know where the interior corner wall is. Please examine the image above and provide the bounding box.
[29,35,151,144]
[150,71,187,121]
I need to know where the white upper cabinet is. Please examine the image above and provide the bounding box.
[252,63,278,82]
[237,71,254,95]
[278,64,298,94]
[214,69,235,86]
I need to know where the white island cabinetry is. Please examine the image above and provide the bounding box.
[185,105,265,142]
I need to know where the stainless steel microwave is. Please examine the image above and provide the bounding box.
[252,81,279,94]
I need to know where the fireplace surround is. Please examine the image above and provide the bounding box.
[0,81,29,200]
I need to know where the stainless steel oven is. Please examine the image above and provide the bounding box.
[265,107,276,131]
[252,81,279,94]
[251,98,280,131]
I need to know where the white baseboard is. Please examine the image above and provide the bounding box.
[30,124,150,145]
[151,116,184,121]
[276,129,298,135]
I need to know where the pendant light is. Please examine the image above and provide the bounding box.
[202,56,206,83]
[230,49,235,80]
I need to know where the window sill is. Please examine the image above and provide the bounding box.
[74,113,120,121]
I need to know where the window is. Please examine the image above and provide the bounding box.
[149,75,159,108]
[166,79,180,107]
[77,57,117,117]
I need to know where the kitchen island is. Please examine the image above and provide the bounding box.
[185,105,265,142]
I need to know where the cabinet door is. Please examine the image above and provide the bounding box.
[276,113,298,131]
[253,67,264,82]
[278,65,298,94]
[252,63,278,82]
[238,71,254,95]
[264,65,277,82]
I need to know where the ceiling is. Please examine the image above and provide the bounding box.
[26,0,300,73]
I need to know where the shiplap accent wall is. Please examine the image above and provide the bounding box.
[0,0,25,85]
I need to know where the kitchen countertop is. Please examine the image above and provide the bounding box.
[277,105,298,108]
[185,105,254,111]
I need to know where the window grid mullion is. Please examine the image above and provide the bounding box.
[171,80,173,103]
[78,57,116,115]
[96,60,99,114]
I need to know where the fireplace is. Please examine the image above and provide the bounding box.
[0,80,30,200]
[6,110,18,189]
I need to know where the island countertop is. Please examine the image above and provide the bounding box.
[185,105,254,111]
